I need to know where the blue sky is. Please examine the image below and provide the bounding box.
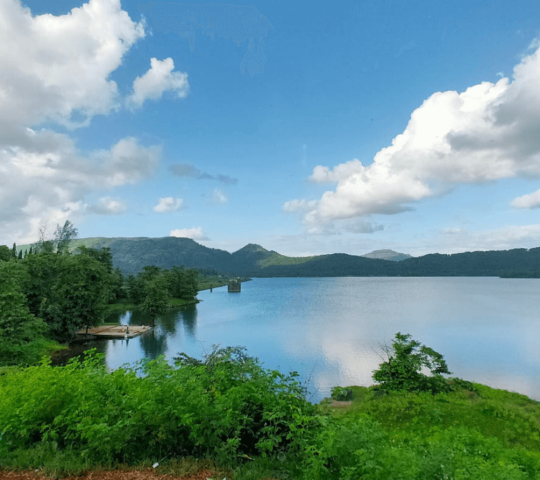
[2,0,540,256]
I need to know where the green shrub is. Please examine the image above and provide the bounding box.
[372,332,452,394]
[330,386,353,401]
[0,347,321,466]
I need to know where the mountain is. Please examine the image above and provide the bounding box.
[16,237,540,277]
[362,249,412,262]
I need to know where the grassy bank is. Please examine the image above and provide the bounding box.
[198,276,251,292]
[107,297,199,312]
[2,346,540,479]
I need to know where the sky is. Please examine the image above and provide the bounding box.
[1,0,540,257]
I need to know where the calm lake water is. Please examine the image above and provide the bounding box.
[70,277,540,403]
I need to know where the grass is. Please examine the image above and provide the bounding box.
[322,383,540,453]
[3,368,540,479]
[107,297,198,312]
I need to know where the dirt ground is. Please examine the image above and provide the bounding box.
[0,469,222,480]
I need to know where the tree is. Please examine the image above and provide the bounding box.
[141,275,170,327]
[127,274,146,304]
[54,220,78,255]
[167,266,198,300]
[110,267,125,301]
[11,243,17,259]
[0,245,11,262]
[22,253,58,316]
[76,246,113,272]
[372,332,452,394]
[34,226,54,254]
[40,254,111,341]
[0,261,48,365]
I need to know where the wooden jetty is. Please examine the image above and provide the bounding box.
[77,325,152,339]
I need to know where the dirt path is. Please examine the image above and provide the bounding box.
[0,469,223,480]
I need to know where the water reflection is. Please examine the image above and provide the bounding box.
[62,278,540,403]
[181,306,198,337]
[138,329,168,360]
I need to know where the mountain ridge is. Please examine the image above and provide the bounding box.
[15,237,540,278]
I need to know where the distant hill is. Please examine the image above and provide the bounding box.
[362,249,412,261]
[16,237,540,278]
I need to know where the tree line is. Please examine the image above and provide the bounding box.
[0,221,199,366]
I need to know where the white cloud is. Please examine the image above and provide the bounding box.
[170,227,209,241]
[287,42,540,230]
[511,189,540,209]
[127,58,189,109]
[0,0,145,132]
[1,133,160,243]
[89,196,128,215]
[209,189,228,205]
[154,197,184,212]
[0,1,167,244]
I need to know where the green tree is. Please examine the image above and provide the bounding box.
[0,261,48,365]
[22,253,58,316]
[40,254,111,341]
[111,267,125,300]
[141,275,170,327]
[167,266,198,300]
[18,250,23,260]
[127,274,146,304]
[372,332,452,394]
[34,226,55,254]
[11,243,17,259]
[54,220,78,255]
[76,246,113,272]
[0,245,11,262]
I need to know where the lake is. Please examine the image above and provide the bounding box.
[67,277,540,403]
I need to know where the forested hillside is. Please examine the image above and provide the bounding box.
[15,237,540,278]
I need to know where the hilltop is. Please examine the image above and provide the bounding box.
[362,249,412,261]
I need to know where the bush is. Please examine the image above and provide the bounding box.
[330,386,353,401]
[372,332,452,394]
[0,347,321,466]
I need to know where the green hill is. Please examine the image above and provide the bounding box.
[16,237,540,277]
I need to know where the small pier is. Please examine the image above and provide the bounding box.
[77,325,152,339]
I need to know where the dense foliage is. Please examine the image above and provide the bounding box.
[2,344,540,479]
[372,332,453,394]
[125,265,199,321]
[0,222,126,360]
[0,347,320,468]
[0,261,50,366]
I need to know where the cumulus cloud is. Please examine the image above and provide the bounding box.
[1,133,160,242]
[153,197,184,212]
[89,197,128,215]
[127,57,189,109]
[511,189,540,209]
[0,0,145,132]
[169,163,238,184]
[286,42,540,230]
[0,0,171,244]
[170,227,209,241]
